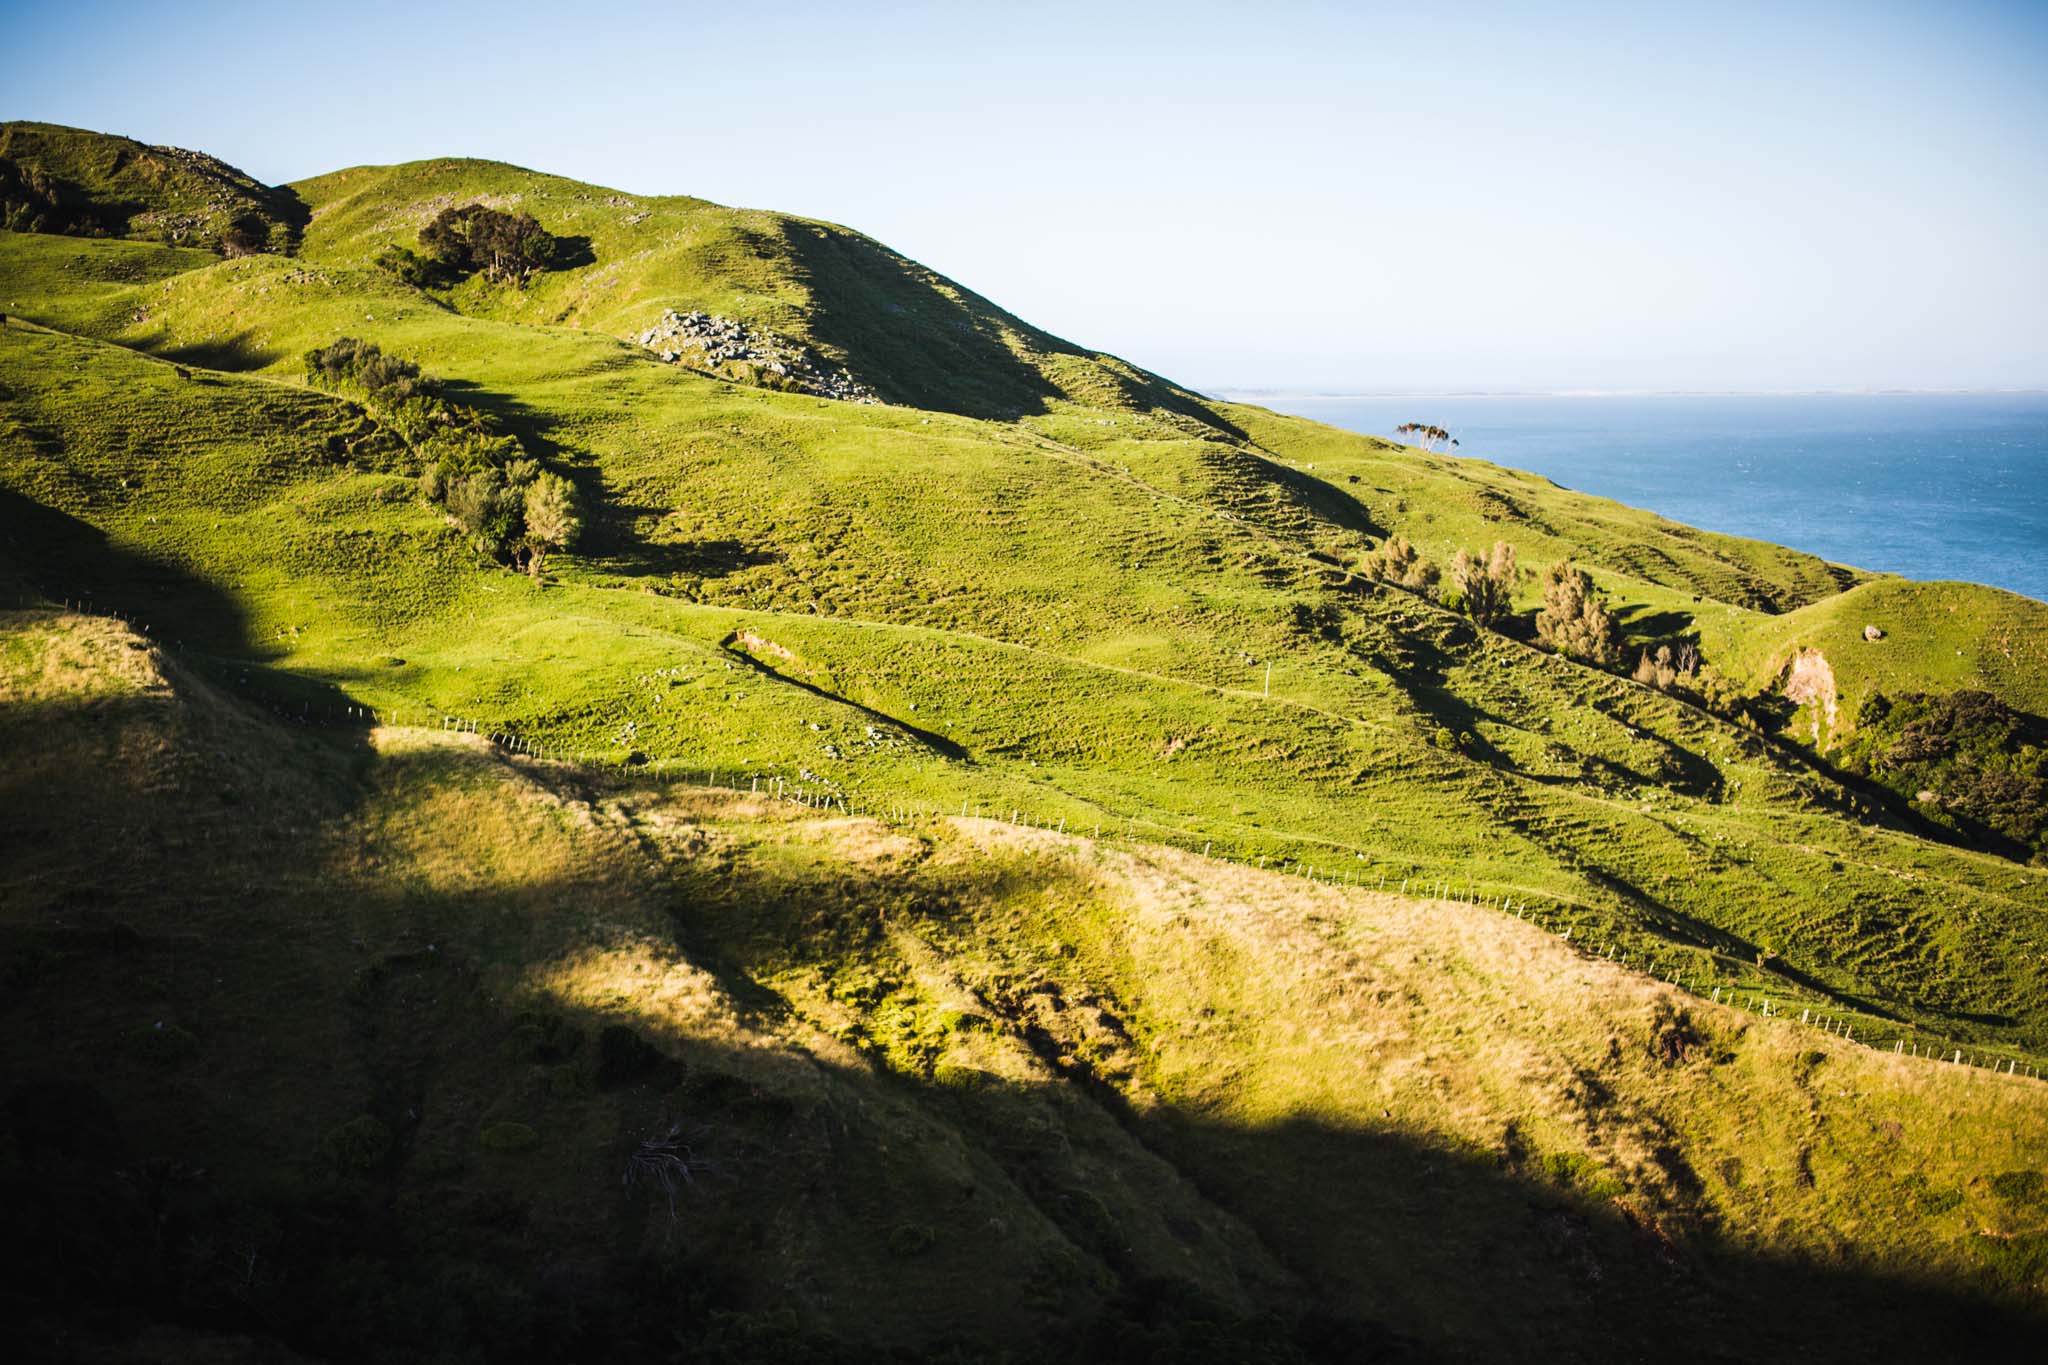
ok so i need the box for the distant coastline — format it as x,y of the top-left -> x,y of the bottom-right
1247,390 -> 2048,604
1213,386 -> 2048,401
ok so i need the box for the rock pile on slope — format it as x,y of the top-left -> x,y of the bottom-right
637,309 -> 875,403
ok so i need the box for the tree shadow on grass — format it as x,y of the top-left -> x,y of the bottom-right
581,495 -> 782,581
550,234 -> 596,271
434,377 -> 575,462
1612,601 -> 1698,641
133,327 -> 285,373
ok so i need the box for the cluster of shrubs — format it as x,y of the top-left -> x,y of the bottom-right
1356,534 -> 1765,721
375,202 -> 559,288
1837,688 -> 2047,863
1359,536 -> 1614,657
305,337 -> 580,575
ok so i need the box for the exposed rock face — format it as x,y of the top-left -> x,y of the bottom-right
637,309 -> 875,403
1783,647 -> 1838,746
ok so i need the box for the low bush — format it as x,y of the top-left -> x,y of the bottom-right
304,337 -> 583,573
478,1121 -> 539,1153
327,1115 -> 394,1175
129,1021 -> 198,1066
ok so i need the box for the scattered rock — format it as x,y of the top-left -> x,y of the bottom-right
636,309 -> 876,403
1864,624 -> 1885,641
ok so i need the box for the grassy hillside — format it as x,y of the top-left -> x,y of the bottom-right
1705,577 -> 2048,735
4,605 -> 2044,1362
0,120 -> 306,252
287,156 -> 1230,426
4,125 -> 2048,1359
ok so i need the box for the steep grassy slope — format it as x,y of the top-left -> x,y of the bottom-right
5,254 -> 2046,1069
0,120 -> 306,251
1704,577 -> 2048,733
5,125 -> 2048,1356
288,156 -> 1227,425
3,606 -> 2044,1362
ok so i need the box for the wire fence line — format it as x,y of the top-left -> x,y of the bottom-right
19,590 -> 2044,1086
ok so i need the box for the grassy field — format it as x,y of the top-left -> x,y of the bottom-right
3,606 -> 2044,1360
4,122 -> 2047,1359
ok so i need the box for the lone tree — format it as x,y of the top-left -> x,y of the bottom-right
1394,422 -> 1458,453
1535,560 -> 1623,666
419,203 -> 557,285
520,472 -> 581,577
1450,540 -> 1517,628
1360,534 -> 1439,592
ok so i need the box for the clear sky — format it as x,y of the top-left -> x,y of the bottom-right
5,0 -> 2045,393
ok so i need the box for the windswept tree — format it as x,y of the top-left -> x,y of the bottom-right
1535,560 -> 1622,666
520,473 -> 581,577
1360,534 -> 1439,592
1394,422 -> 1459,453
1451,541 -> 1517,628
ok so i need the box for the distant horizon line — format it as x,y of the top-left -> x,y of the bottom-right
1209,385 -> 2048,400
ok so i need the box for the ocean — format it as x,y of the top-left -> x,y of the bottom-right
1251,393 -> 2048,604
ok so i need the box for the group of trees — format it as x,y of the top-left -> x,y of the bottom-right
1360,535 -> 1525,634
376,203 -> 559,288
305,337 -> 581,576
1633,642 -> 1700,691
1359,534 -> 1439,592
1838,689 -> 2047,863
1394,422 -> 1458,452
1358,532 -> 1745,706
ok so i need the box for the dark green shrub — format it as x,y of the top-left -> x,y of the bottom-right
327,1115 -> 393,1175
932,1062 -> 990,1090
886,1221 -> 938,1257
1835,689 -> 2048,862
1990,1170 -> 2046,1208
1901,1172 -> 1963,1215
505,1011 -> 582,1064
129,1021 -> 198,1066
478,1122 -> 539,1153
372,243 -> 448,289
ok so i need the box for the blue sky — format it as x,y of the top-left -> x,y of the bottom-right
5,0 -> 2045,392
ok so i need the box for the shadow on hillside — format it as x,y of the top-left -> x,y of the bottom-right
5,723 -> 2043,1362
584,495 -> 782,581
782,221 -> 1248,441
0,488 -> 250,653
550,234 -> 596,271
135,327 -> 285,373
436,378 -> 575,461
1612,601 -> 1697,642
718,637 -> 968,762
1254,453 -> 1388,539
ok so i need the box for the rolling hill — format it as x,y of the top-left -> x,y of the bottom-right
3,122 -> 2045,1361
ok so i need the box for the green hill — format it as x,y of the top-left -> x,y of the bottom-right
0,120 -> 307,253
3,124 -> 2046,1360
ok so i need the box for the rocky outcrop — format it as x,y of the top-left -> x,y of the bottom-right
637,309 -> 875,403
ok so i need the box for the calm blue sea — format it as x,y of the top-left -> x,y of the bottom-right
1254,393 -> 2048,604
